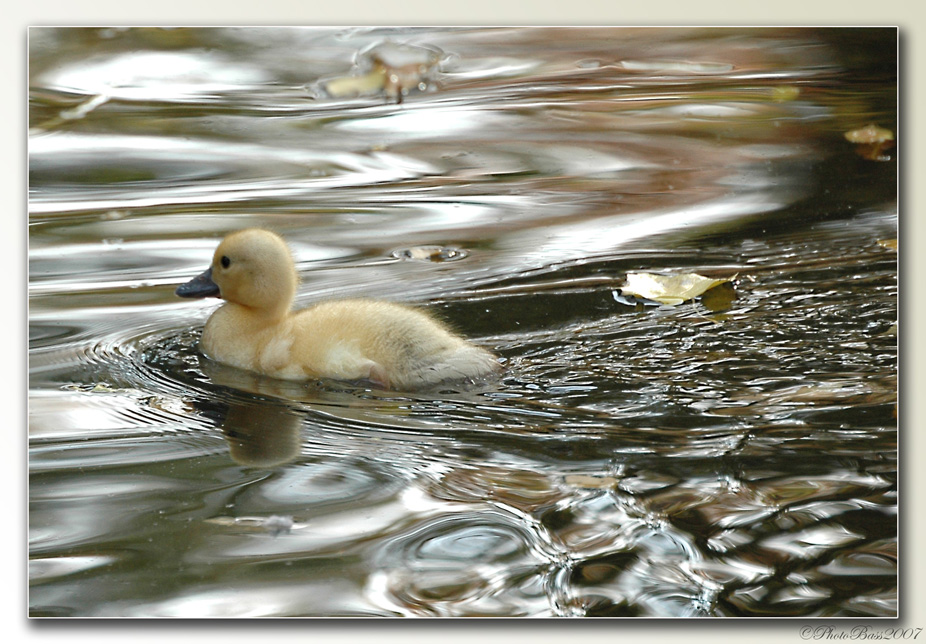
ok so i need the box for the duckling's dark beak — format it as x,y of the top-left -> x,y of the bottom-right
176,267 -> 221,298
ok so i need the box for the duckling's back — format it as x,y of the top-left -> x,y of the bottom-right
293,299 -> 500,389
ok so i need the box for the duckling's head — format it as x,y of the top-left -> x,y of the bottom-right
176,228 -> 298,317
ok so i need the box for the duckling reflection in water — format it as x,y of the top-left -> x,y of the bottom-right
176,228 -> 501,390
220,397 -> 303,468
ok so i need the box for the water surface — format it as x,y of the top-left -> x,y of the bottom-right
28,27 -> 897,617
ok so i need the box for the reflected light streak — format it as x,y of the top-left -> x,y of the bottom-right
37,50 -> 271,100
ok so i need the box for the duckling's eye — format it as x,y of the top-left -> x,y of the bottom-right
220,255 -> 230,269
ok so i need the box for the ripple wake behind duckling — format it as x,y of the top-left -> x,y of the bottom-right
176,228 -> 501,390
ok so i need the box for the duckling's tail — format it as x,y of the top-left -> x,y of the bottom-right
396,344 -> 502,390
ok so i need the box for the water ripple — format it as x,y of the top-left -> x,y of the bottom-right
28,27 -> 896,617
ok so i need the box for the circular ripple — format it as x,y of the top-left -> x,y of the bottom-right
369,509 -> 553,616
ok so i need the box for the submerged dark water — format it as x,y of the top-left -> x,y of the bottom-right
28,27 -> 897,617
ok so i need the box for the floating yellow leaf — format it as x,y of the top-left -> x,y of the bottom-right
844,124 -> 895,161
322,70 -> 389,98
844,124 -> 894,144
320,41 -> 442,103
621,272 -> 733,306
877,238 -> 898,251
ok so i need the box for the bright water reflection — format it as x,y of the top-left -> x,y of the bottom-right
29,27 -> 897,617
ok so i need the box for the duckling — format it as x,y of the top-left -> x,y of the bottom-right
176,228 -> 501,390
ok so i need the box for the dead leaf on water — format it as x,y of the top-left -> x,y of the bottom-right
618,272 -> 735,307
322,70 -> 389,99
845,124 -> 894,144
844,124 -> 895,161
877,238 -> 897,251
319,41 -> 442,103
